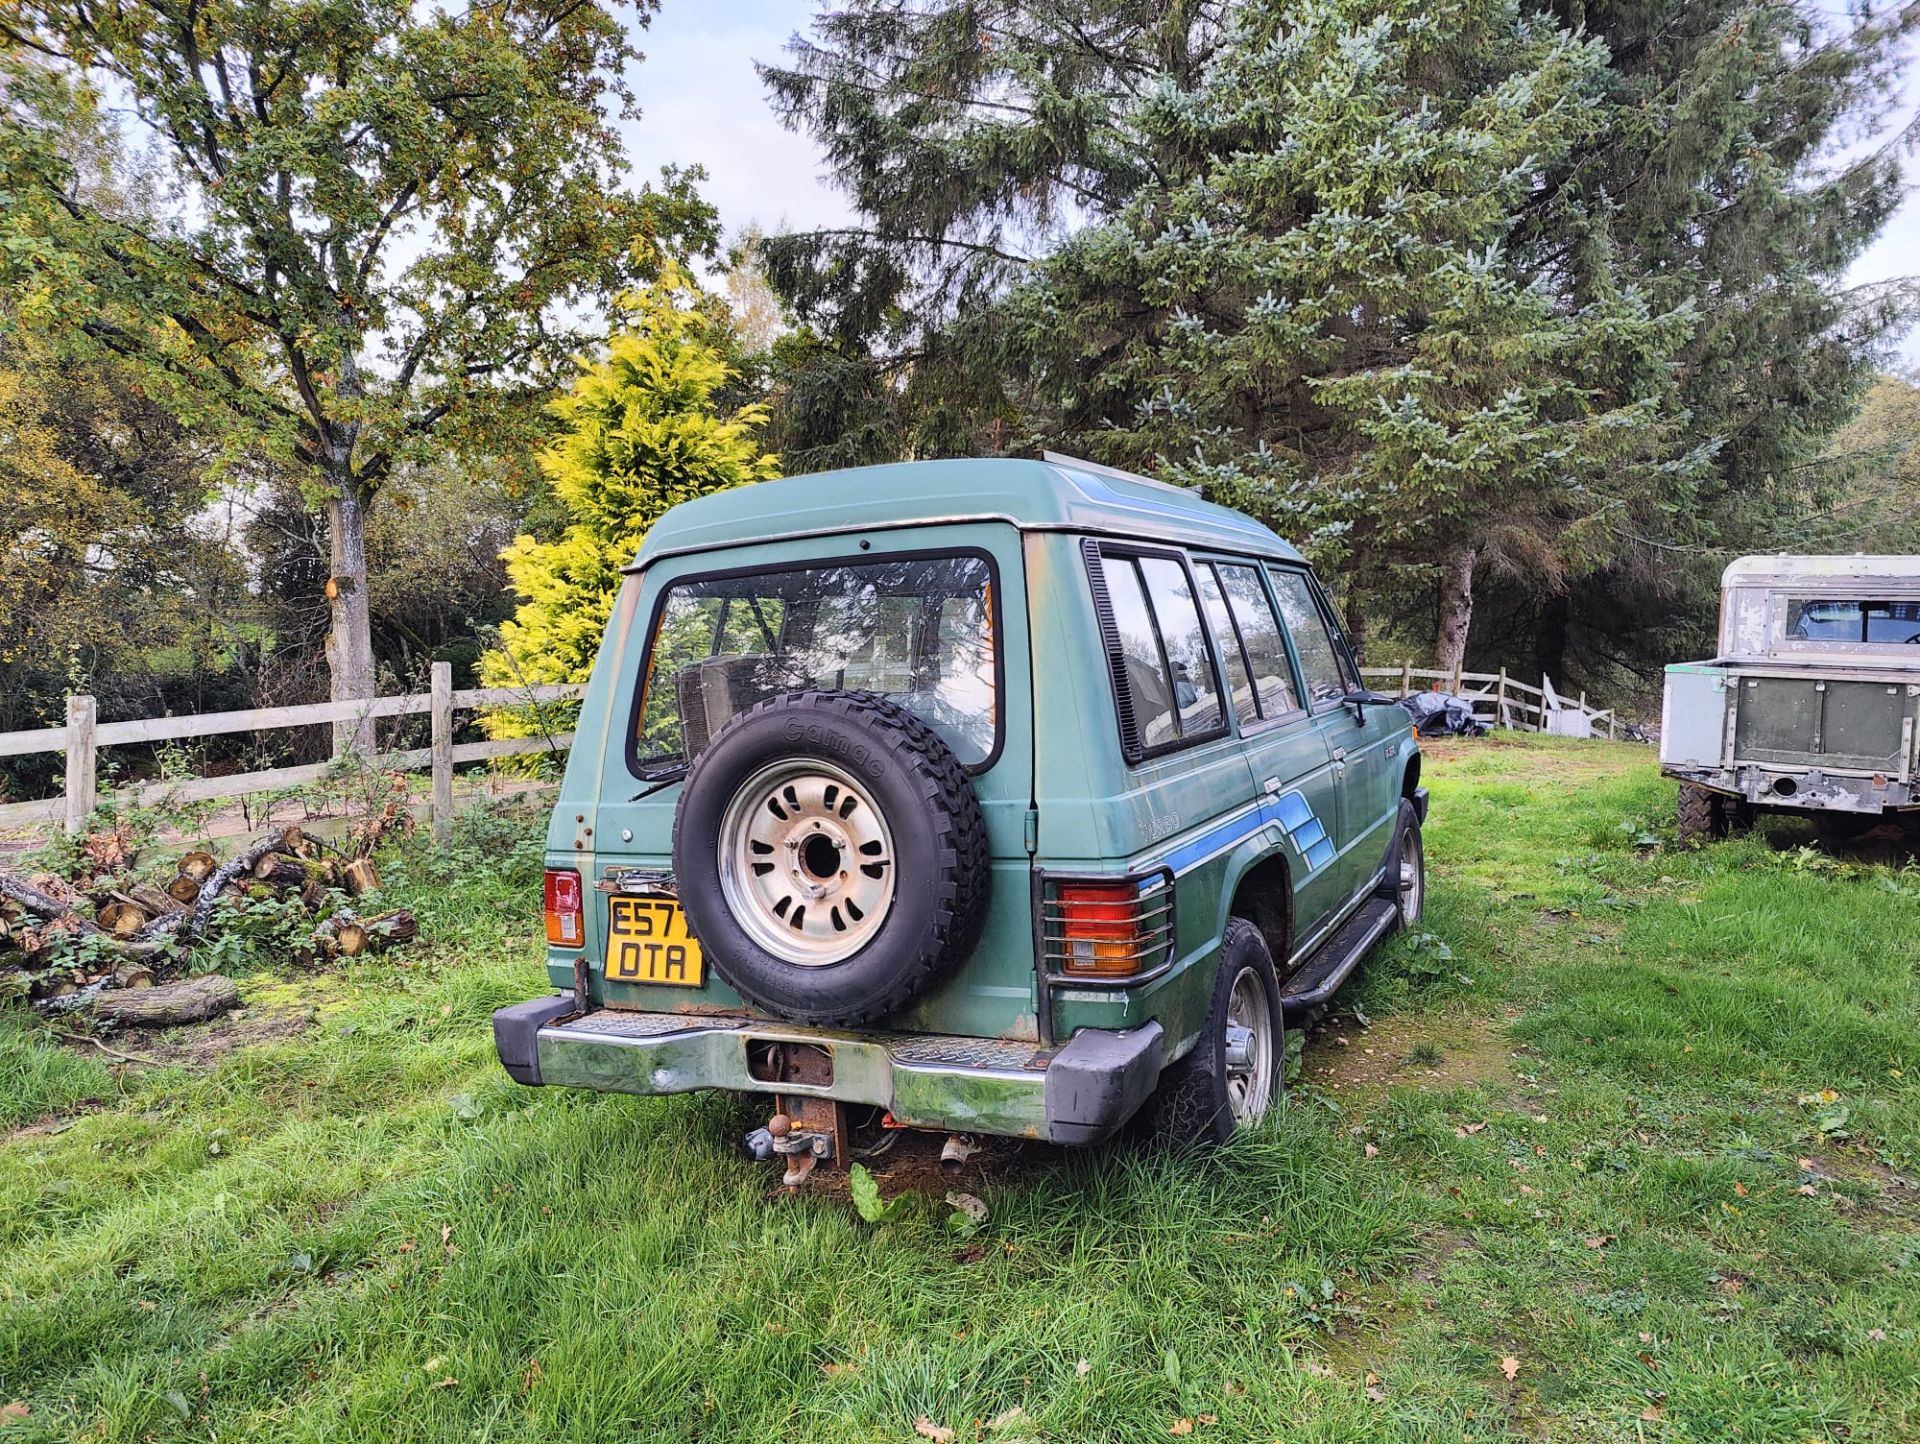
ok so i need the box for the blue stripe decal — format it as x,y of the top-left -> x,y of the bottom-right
1156,790 -> 1335,875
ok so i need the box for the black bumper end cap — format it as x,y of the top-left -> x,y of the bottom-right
1044,1020 -> 1165,1146
1414,785 -> 1430,824
493,994 -> 576,1086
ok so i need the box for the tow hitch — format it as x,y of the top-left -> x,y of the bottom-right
752,1096 -> 851,1187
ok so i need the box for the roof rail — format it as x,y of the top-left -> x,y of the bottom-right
1040,449 -> 1199,493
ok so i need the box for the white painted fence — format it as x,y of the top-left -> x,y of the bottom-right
1361,665 -> 1617,738
0,662 -> 584,839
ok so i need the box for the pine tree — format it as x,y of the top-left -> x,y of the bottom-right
762,0 -> 1915,675
479,280 -> 779,732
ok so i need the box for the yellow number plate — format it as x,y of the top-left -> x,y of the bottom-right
604,894 -> 705,987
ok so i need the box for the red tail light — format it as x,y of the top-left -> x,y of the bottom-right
1043,875 -> 1174,978
544,868 -> 584,947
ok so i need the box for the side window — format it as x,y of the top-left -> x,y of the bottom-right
1088,546 -> 1227,758
1215,564 -> 1302,719
1196,565 -> 1259,725
1269,567 -> 1349,708
1137,556 -> 1224,736
1100,558 -> 1181,749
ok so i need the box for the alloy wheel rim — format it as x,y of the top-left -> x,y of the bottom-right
1397,824 -> 1423,924
1222,965 -> 1275,1123
717,759 -> 896,965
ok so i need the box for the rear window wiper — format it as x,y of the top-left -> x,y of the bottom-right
629,762 -> 688,802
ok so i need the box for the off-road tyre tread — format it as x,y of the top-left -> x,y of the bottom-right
1677,783 -> 1726,845
1148,918 -> 1282,1150
673,689 -> 989,1027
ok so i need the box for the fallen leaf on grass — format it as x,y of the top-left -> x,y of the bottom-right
1868,1328 -> 1888,1342
1732,1181 -> 1749,1198
987,1406 -> 1026,1431
1,1401 -> 29,1423
1797,1157 -> 1816,1171
1499,1356 -> 1521,1382
1797,1183 -> 1819,1196
1640,1405 -> 1664,1421
914,1416 -> 956,1444
1075,1359 -> 1091,1378
1455,1122 -> 1488,1137
822,1362 -> 858,1379
1168,1419 -> 1193,1436
1584,1235 -> 1615,1250
1364,1142 -> 1379,1158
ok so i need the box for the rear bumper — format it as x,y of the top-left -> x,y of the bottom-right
1664,764 -> 1919,815
493,996 -> 1164,1146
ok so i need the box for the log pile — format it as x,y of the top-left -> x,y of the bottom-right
1,824 -> 418,1020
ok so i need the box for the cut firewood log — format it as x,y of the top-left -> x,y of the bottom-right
165,874 -> 203,906
125,882 -> 183,917
91,973 -> 238,1027
96,897 -> 150,937
251,854 -> 311,887
177,851 -> 217,881
300,879 -> 331,912
341,859 -> 380,897
112,964 -> 155,990
190,831 -> 299,936
333,908 -> 418,958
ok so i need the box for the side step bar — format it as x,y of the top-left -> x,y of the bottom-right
1279,897 -> 1399,1019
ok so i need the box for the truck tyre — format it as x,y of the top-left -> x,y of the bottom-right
1375,798 -> 1425,931
673,690 -> 989,1027
1677,783 -> 1744,844
1147,918 -> 1283,1148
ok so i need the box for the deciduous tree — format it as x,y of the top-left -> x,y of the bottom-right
1,3 -> 716,747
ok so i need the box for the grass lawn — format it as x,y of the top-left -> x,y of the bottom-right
2,737 -> 1915,1442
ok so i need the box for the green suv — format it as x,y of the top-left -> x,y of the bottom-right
494,456 -> 1426,1167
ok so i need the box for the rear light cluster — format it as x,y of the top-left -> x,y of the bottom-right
1039,871 -> 1175,980
544,868 -> 584,947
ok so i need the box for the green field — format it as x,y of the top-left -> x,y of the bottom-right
3,738 -> 1916,1442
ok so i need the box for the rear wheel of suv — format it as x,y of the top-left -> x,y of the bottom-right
1148,918 -> 1283,1148
673,690 -> 990,1027
1678,783 -> 1749,844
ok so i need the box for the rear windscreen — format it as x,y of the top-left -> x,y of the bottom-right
633,554 -> 998,772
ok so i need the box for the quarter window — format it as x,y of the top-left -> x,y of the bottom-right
1088,547 -> 1227,756
1197,566 -> 1259,725
1216,564 -> 1302,720
1270,568 -> 1350,708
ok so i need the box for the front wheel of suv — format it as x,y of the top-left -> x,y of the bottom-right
1148,918 -> 1284,1148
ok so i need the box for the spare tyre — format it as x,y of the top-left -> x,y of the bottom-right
672,690 -> 990,1026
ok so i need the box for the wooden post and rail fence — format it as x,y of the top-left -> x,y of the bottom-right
0,664 -> 585,840
1359,665 -> 1618,739
2,662 -> 1617,841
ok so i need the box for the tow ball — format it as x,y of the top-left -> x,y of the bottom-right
749,1096 -> 852,1187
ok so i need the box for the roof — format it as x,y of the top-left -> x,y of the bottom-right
630,457 -> 1304,569
1724,554 -> 1920,589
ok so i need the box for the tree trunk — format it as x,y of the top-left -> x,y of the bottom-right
325,478 -> 377,757
1536,591 -> 1570,683
1434,545 -> 1478,675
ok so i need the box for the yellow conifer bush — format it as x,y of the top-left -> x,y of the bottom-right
479,278 -> 779,742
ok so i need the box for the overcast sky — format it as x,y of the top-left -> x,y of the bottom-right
622,0 -> 1920,369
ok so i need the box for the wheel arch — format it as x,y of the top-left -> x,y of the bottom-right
1223,843 -> 1294,974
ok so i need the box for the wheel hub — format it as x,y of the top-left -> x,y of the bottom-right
1223,966 -> 1275,1122
719,760 -> 896,965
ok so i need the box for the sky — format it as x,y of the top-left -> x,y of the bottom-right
622,1 -> 1920,370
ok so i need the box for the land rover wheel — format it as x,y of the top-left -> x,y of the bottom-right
1147,918 -> 1283,1148
1677,783 -> 1738,845
673,690 -> 989,1027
